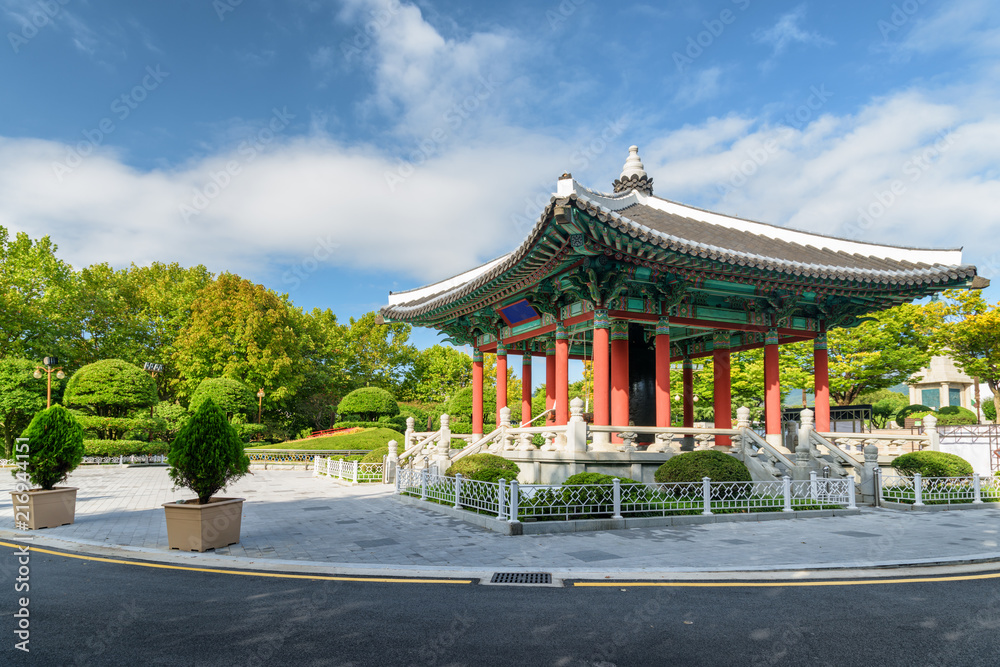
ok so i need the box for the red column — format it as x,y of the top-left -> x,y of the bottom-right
655,317 -> 671,427
555,323 -> 569,425
472,349 -> 484,436
495,343 -> 507,424
814,333 -> 830,432
593,310 -> 610,426
713,332 -> 732,447
521,351 -> 532,426
610,320 -> 630,432
764,329 -> 781,441
545,339 -> 556,425
683,358 -> 694,428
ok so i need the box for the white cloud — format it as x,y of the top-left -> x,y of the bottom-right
672,67 -> 723,108
889,0 -> 1000,58
752,5 -> 833,68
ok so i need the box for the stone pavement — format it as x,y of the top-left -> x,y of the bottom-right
3,467 -> 1000,577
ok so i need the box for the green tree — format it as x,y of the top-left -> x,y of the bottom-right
859,389 -> 909,428
0,358 -> 48,457
64,359 -> 158,417
167,398 -> 250,504
340,312 -> 417,393
938,290 -> 1000,423
337,387 -> 399,422
16,404 -> 85,490
189,378 -> 255,419
171,273 -> 306,404
0,227 -> 79,360
404,345 -> 471,404
824,304 -> 941,405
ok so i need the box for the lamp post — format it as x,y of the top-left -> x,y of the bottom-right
257,388 -> 265,424
33,357 -> 66,409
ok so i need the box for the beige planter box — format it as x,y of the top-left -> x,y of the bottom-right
10,487 -> 78,530
163,497 -> 245,552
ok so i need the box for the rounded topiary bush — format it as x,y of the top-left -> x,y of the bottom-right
167,397 -> 251,504
892,451 -> 973,478
445,453 -> 519,483
64,359 -> 158,418
934,406 -> 978,426
16,405 -> 85,490
984,399 -> 997,423
562,472 -> 644,505
655,450 -> 751,499
189,378 -> 255,419
361,445 -> 392,463
337,387 -> 399,422
896,404 -> 933,424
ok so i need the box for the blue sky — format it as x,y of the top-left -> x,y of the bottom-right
2,0 -> 999,365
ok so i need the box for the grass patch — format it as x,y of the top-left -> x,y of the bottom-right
247,427 -> 404,451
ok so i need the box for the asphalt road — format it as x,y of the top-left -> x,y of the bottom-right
3,544 -> 1000,666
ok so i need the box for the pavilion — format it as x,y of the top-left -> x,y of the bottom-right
381,147 -> 984,449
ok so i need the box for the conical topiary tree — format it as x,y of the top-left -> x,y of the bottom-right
167,397 -> 250,504
16,405 -> 85,490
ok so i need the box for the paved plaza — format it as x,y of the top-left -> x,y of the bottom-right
3,467 -> 1000,577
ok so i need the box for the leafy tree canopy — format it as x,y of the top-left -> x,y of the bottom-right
64,359 -> 158,417
0,358 -> 48,457
937,289 -> 1000,426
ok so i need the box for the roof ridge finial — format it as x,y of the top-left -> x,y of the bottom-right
613,145 -> 653,195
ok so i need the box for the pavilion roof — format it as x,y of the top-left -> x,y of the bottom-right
382,171 -> 982,325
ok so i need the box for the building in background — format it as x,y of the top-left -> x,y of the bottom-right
907,355 -> 976,410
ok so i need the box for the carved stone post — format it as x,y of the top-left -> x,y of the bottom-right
499,406 -> 514,450
734,406 -> 751,455
566,397 -> 588,452
387,439 -> 399,484
924,414 -> 940,451
860,443 -> 879,504
434,414 -> 452,469
798,408 -> 815,457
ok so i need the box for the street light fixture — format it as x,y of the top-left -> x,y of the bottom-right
34,357 -> 65,408
257,388 -> 265,424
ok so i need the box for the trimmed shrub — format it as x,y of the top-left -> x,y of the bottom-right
984,399 -> 997,423
896,404 -> 933,424
337,387 -> 399,422
893,451 -> 973,478
167,398 -> 251,504
83,440 -> 170,456
189,378 -> 255,418
64,359 -> 158,418
445,453 -> 520,483
561,472 -> 644,505
75,414 -> 163,441
655,451 -> 751,499
934,406 -> 978,426
361,446 -> 390,463
153,402 -> 190,441
16,405 -> 85,490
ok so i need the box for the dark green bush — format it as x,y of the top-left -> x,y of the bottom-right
361,446 -> 389,463
893,451 -> 973,478
655,451 -> 751,499
934,406 -> 978,426
445,453 -> 520,483
189,378 -> 255,418
896,404 -> 933,424
75,414 -> 164,441
167,398 -> 251,504
562,472 -> 644,505
64,359 -> 158,418
16,405 -> 85,490
984,400 -> 997,423
337,387 -> 399,422
83,440 -> 170,456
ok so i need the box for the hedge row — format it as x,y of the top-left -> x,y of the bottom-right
83,440 -> 170,456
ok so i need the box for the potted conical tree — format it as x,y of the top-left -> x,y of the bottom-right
163,397 -> 251,552
10,405 -> 85,529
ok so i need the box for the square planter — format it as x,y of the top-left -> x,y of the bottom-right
163,497 -> 245,552
10,487 -> 78,530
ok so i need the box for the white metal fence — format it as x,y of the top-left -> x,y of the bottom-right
396,469 -> 855,523
313,456 -> 385,483
879,472 -> 1000,506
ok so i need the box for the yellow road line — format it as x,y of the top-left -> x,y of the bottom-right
574,571 -> 1000,587
0,540 -> 470,584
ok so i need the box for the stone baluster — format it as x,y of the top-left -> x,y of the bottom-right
387,439 -> 398,483
859,443 -> 879,504
567,397 -> 588,452
733,406 -> 751,455
924,414 -> 939,451
499,407 -> 514,450
798,408 -> 815,456
433,414 -> 452,469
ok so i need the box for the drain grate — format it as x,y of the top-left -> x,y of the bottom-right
490,572 -> 552,585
